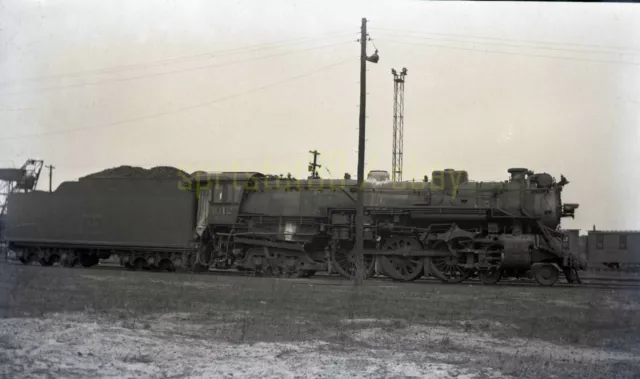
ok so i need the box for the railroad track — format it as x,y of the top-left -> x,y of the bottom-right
5,259 -> 640,290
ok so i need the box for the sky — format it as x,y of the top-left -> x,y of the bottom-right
0,0 -> 639,231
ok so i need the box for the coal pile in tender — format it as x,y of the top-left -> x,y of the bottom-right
81,165 -> 189,179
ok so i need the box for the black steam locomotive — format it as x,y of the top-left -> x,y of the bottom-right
5,167 -> 580,286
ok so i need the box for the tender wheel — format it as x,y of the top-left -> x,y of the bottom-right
425,241 -> 471,284
19,253 -> 34,265
478,268 -> 502,285
331,241 -> 376,280
40,257 -> 53,266
60,253 -> 77,268
158,259 -> 175,272
40,254 -> 60,267
533,264 -> 559,286
81,255 -> 100,268
379,237 -> 424,281
133,258 -> 147,271
49,254 -> 61,266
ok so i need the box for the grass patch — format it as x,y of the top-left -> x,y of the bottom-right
2,263 -> 640,378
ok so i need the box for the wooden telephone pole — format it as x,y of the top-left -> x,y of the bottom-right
308,150 -> 321,179
45,165 -> 55,193
355,18 -> 379,284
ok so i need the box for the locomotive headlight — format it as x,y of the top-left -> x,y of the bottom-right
561,203 -> 579,218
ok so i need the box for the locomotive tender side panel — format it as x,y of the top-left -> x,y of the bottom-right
5,178 -> 196,249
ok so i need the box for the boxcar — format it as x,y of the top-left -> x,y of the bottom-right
586,229 -> 640,269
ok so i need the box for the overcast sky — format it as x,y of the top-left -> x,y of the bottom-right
1,0 -> 639,231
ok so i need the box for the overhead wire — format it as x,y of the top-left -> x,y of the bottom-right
0,29 -> 357,86
371,27 -> 640,54
0,56 -> 357,141
374,31 -> 640,57
0,108 -> 34,112
375,38 -> 640,66
0,39 -> 355,97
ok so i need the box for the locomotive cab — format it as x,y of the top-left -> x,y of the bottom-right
190,171 -> 265,228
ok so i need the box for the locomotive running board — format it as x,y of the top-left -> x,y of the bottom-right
409,207 -> 488,220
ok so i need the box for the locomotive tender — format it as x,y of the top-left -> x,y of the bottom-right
5,167 -> 580,286
5,177 -> 196,270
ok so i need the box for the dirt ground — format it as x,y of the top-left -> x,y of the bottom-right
1,263 -> 639,379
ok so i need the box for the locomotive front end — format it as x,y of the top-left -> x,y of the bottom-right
520,169 -> 578,230
500,168 -> 584,284
534,171 -> 583,274
554,173 -> 579,220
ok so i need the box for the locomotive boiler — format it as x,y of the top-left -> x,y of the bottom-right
190,167 -> 580,286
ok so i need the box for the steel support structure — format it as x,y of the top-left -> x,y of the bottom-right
391,67 -> 407,182
0,159 -> 44,216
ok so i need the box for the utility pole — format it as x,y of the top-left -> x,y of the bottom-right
308,150 -> 321,179
392,67 -> 407,182
355,18 -> 379,284
45,165 -> 55,192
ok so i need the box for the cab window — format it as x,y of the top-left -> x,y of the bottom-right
232,186 -> 244,203
212,184 -> 224,203
225,183 -> 243,203
212,182 -> 244,203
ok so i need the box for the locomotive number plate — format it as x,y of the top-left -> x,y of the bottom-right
211,206 -> 232,215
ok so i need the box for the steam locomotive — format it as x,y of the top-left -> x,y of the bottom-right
5,167 -> 580,286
